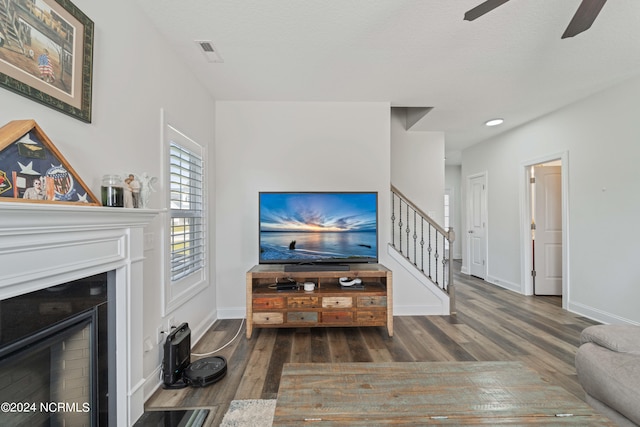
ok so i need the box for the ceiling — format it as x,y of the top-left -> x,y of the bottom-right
133,0 -> 640,164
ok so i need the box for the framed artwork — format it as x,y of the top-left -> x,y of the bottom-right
0,0 -> 94,122
0,119 -> 100,205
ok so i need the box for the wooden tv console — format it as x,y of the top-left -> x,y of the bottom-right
246,264 -> 393,339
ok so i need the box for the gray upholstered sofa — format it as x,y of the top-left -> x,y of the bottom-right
575,324 -> 640,426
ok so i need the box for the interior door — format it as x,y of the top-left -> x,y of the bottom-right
533,165 -> 562,295
468,174 -> 487,279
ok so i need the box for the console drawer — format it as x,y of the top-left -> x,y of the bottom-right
253,312 -> 284,325
287,312 -> 318,323
358,296 -> 387,308
322,297 -> 353,309
357,310 -> 386,323
288,296 -> 319,308
322,311 -> 353,324
253,297 -> 285,310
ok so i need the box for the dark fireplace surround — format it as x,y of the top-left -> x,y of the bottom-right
0,203 -> 157,426
0,273 -> 112,426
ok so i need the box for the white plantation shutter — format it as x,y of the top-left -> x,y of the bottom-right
170,141 -> 204,281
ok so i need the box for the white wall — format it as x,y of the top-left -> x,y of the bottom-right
388,109 -> 450,313
216,101 -> 442,318
391,108 -> 445,224
0,0 -> 216,401
215,102 -> 388,315
214,102 -> 447,317
461,74 -> 640,325
445,165 -> 462,259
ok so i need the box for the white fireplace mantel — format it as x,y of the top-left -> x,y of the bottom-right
0,202 -> 160,426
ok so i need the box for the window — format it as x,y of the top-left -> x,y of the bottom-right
163,119 -> 207,313
170,140 -> 204,281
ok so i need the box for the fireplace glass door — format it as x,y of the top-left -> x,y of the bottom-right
0,273 -> 110,427
0,317 -> 93,426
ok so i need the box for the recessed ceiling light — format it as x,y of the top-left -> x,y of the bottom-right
485,118 -> 504,127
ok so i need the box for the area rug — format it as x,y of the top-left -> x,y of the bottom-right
220,399 -> 276,427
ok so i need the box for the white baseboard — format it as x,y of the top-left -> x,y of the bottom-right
486,275 -> 521,293
394,305 -> 449,316
567,301 -> 640,326
143,367 -> 163,402
480,277 -> 640,326
217,307 -> 246,319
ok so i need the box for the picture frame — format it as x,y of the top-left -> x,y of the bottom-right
0,0 -> 94,123
0,119 -> 101,205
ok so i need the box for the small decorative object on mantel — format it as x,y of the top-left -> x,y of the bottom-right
101,174 -> 124,207
137,172 -> 158,209
0,119 -> 100,205
125,173 -> 141,208
107,172 -> 157,208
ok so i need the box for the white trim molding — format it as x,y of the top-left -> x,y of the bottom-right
387,244 -> 450,315
519,151 -> 570,309
0,202 -> 159,426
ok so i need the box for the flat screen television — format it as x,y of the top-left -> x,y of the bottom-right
259,192 -> 378,267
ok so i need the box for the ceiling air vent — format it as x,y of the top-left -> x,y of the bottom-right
195,40 -> 223,63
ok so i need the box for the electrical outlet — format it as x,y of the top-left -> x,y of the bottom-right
156,326 -> 165,345
144,337 -> 154,353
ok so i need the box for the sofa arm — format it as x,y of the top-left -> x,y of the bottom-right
576,342 -> 640,426
580,325 -> 640,354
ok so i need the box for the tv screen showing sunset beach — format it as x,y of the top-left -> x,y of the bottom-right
259,192 -> 378,264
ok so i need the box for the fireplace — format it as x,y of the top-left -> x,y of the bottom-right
0,273 -> 112,426
0,202 -> 158,426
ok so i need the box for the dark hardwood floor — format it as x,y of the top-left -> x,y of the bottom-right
145,262 -> 599,426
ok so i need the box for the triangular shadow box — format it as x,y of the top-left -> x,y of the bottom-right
0,120 -> 100,205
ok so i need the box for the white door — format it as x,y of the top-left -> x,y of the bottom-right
468,174 -> 487,279
533,165 -> 562,295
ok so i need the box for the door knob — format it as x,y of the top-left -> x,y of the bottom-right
468,230 -> 474,234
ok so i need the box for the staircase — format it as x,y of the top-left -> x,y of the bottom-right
390,184 -> 456,315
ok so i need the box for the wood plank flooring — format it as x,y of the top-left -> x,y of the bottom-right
144,262 -> 599,426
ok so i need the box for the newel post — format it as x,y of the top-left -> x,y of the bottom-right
448,227 -> 456,316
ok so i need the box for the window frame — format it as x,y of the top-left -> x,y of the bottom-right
162,119 -> 207,314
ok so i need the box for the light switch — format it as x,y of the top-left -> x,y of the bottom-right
144,233 -> 155,251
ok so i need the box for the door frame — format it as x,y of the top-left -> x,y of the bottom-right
519,151 -> 570,308
465,171 -> 488,279
444,187 -> 455,259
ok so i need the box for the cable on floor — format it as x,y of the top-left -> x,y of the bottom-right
191,318 -> 245,357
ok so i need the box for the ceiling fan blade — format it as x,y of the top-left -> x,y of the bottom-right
562,0 -> 607,38
464,0 -> 511,21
